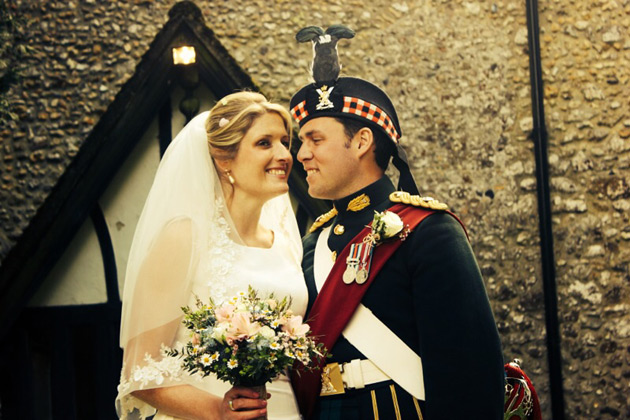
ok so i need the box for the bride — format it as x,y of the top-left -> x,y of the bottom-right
116,92 -> 306,420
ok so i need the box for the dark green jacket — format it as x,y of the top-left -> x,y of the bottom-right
302,176 -> 505,419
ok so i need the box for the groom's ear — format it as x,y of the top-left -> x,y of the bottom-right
354,127 -> 374,158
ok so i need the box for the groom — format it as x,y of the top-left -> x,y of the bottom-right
289,27 -> 505,420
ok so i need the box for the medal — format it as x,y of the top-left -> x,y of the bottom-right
355,268 -> 368,284
343,265 -> 357,284
356,241 -> 374,285
343,244 -> 361,284
344,242 -> 374,285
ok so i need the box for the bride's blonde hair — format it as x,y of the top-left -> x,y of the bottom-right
206,91 -> 292,161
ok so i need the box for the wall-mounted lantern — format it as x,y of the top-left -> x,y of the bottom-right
172,45 -> 199,122
172,46 -> 196,65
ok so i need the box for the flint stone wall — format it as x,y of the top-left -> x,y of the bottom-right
538,0 -> 630,418
1,1 -> 628,418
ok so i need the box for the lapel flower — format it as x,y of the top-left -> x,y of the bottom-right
369,210 -> 405,244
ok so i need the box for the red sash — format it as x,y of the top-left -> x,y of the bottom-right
292,204 -> 447,419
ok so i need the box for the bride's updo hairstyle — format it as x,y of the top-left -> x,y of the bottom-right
205,91 -> 292,162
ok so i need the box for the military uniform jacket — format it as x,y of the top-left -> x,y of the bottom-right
302,176 -> 505,419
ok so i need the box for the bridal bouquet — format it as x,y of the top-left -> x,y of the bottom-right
168,286 -> 327,388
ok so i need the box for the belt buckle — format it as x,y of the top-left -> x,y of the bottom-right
320,362 -> 346,396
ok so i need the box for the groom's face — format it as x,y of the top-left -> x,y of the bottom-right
297,117 -> 361,200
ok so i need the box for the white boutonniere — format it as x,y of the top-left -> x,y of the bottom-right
344,210 -> 410,285
366,210 -> 409,245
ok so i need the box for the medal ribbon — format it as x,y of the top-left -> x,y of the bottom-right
343,243 -> 361,284
360,241 -> 373,273
292,204 -> 469,419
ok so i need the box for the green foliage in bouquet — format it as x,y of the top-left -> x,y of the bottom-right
168,286 -> 327,387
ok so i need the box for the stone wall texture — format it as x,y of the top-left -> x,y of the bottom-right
539,0 -> 630,418
0,1 -> 628,418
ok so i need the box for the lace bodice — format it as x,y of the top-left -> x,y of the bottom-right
116,200 -> 307,419
202,199 -> 307,312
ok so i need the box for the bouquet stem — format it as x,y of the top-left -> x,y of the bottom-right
249,384 -> 267,420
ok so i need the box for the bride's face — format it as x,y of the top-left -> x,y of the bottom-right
229,112 -> 292,201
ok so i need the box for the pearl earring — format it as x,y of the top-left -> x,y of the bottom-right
225,169 -> 235,185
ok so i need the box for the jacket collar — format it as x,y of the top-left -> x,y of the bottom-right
333,176 -> 394,221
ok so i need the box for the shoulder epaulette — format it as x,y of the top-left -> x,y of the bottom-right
308,207 -> 338,233
389,191 -> 449,211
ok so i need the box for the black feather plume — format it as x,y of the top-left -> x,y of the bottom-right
296,24 -> 355,85
325,24 -> 355,39
296,26 -> 324,43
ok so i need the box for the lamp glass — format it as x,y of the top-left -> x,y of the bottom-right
172,46 -> 196,65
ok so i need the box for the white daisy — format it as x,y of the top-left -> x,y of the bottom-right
200,354 -> 212,366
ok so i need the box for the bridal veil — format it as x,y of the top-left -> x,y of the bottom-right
116,110 -> 302,418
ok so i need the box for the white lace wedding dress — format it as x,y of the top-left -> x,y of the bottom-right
117,211 -> 307,419
115,111 -> 306,420
156,230 -> 307,420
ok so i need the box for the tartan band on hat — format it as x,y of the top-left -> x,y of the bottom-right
342,96 -> 400,144
291,100 -> 309,124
